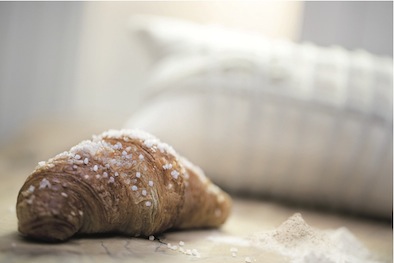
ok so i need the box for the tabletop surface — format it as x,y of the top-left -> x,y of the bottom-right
0,119 -> 391,263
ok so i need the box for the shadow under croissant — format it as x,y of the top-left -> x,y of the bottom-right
0,228 -> 223,261
0,231 -> 83,256
18,225 -> 223,243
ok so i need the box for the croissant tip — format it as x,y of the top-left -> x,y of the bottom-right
18,219 -> 77,242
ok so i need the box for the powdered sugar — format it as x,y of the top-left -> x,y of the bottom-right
163,163 -> 172,170
95,129 -> 177,156
171,170 -> 180,179
39,178 -> 51,189
250,213 -> 380,263
180,156 -> 207,183
70,140 -> 111,157
209,213 -> 381,263
30,129 -> 190,219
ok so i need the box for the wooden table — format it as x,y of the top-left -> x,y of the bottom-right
0,119 -> 391,263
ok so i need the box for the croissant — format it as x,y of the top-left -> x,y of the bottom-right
16,129 -> 231,242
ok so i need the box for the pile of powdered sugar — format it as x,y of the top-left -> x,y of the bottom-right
249,213 -> 381,263
208,213 -> 383,263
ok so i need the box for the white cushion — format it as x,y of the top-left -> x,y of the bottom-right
126,16 -> 393,219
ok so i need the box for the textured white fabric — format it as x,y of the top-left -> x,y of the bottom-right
126,16 -> 393,219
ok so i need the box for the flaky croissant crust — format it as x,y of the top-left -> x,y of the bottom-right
16,129 -> 231,241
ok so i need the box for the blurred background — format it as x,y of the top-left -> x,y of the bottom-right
0,1 -> 392,220
0,1 -> 392,144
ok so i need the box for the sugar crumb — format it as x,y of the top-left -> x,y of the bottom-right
171,170 -> 179,179
28,185 -> 35,193
245,256 -> 252,263
163,163 -> 172,170
39,178 -> 51,189
191,249 -> 200,257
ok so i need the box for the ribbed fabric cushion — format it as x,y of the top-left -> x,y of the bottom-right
126,16 -> 393,219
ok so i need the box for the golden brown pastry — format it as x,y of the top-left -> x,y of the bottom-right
16,129 -> 231,242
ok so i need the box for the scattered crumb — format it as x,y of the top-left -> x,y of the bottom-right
230,247 -> 238,257
164,240 -> 201,258
167,243 -> 178,250
245,256 -> 252,263
191,249 -> 200,257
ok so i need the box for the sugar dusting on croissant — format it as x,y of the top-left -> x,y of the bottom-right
16,129 -> 231,242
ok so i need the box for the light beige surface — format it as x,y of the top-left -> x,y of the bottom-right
0,119 -> 392,262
